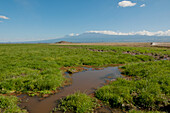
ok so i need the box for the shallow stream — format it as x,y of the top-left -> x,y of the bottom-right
19,67 -> 122,113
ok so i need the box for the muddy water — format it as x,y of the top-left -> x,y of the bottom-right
20,67 -> 122,113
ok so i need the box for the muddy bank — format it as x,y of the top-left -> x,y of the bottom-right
88,49 -> 170,60
19,67 -> 122,113
122,51 -> 170,60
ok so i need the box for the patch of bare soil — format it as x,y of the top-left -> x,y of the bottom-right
122,51 -> 170,60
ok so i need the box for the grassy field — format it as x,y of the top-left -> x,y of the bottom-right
0,44 -> 169,112
95,60 -> 169,112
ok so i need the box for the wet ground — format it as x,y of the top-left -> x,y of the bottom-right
19,67 -> 123,113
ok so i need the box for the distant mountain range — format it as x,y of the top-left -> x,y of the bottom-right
1,33 -> 170,43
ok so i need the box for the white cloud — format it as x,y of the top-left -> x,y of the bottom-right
69,33 -> 75,36
118,1 -> 136,7
0,15 -> 9,19
87,30 -> 170,36
69,33 -> 79,36
140,4 -> 146,7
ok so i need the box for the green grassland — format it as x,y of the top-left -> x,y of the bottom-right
95,60 -> 170,112
0,44 -> 159,95
62,45 -> 170,56
0,44 -> 170,112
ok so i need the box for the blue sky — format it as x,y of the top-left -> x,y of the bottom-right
0,0 -> 170,42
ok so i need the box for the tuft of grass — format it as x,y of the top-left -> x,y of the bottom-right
0,95 -> 27,113
95,78 -> 134,109
57,92 -> 99,113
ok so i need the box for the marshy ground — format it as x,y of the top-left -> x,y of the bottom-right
0,43 -> 169,113
20,67 -> 122,113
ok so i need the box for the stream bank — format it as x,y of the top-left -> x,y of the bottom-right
19,66 -> 122,113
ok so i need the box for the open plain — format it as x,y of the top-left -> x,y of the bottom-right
0,43 -> 169,113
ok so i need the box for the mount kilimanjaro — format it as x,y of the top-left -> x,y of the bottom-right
1,33 -> 170,43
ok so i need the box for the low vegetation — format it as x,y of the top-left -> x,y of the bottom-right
0,95 -> 26,113
95,60 -> 170,112
76,45 -> 170,56
0,44 -> 169,112
56,92 -> 99,113
0,44 -> 160,95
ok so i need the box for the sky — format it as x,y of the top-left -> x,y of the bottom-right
0,0 -> 170,42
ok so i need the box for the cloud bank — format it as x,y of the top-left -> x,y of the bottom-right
118,1 -> 136,7
87,30 -> 170,36
0,15 -> 9,19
